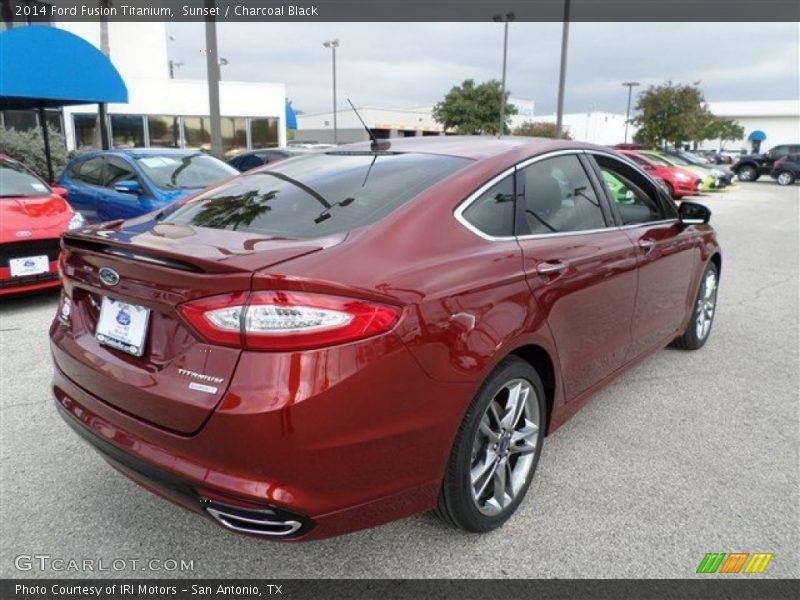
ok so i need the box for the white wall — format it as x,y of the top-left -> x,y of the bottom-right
529,112 -> 632,145
700,101 -> 800,151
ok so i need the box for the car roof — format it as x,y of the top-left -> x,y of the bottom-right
334,136 -> 604,160
69,148 -> 204,162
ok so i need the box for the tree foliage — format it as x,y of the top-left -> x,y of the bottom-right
512,121 -> 572,139
432,79 -> 517,135
632,81 -> 743,149
0,127 -> 70,181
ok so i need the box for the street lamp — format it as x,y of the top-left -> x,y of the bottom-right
493,12 -> 515,136
323,39 -> 340,144
622,81 -> 640,144
555,0 -> 571,138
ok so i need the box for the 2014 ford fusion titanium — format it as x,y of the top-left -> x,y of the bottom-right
50,137 -> 721,540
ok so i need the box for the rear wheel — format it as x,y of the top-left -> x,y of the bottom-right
776,171 -> 795,186
672,261 -> 719,351
736,165 -> 758,181
435,357 -> 546,532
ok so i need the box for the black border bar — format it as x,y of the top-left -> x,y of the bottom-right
2,579 -> 800,599
5,0 -> 800,22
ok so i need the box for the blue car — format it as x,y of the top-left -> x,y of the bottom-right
58,149 -> 238,222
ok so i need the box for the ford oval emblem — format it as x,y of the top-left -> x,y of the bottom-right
15,230 -> 32,238
98,267 -> 120,287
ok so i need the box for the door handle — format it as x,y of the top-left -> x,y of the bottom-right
537,260 -> 569,275
638,238 -> 656,254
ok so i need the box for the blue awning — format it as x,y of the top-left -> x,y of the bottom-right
285,101 -> 298,130
748,130 -> 767,142
0,26 -> 128,109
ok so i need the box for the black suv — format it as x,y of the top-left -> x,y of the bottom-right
771,153 -> 800,186
732,144 -> 800,182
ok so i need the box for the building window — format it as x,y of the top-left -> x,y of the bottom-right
147,115 -> 180,148
73,114 -> 98,149
110,115 -> 144,148
2,110 -> 38,131
221,117 -> 247,158
183,116 -> 211,151
250,118 -> 279,148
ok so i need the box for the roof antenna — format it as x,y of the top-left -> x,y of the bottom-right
347,99 -> 391,152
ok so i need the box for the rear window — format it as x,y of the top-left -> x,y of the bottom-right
0,160 -> 50,198
161,152 -> 470,239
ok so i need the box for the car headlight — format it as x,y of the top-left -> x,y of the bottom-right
67,212 -> 86,231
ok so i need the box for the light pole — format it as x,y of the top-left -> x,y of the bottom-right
622,81 -> 640,144
323,39 -> 340,144
493,12 -> 515,136
555,0 -> 571,138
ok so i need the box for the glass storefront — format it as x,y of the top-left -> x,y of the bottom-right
183,116 -> 211,151
147,115 -> 180,148
110,115 -> 145,148
251,117 -> 279,148
72,114 -> 98,149
221,117 -> 248,158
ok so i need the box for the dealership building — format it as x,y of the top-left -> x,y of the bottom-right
0,20 -> 288,156
703,100 -> 800,152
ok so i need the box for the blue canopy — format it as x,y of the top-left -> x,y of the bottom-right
0,26 -> 128,109
748,130 -> 767,142
285,101 -> 298,130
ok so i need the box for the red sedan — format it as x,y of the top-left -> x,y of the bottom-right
51,137 -> 721,540
618,149 -> 700,198
1,154 -> 84,295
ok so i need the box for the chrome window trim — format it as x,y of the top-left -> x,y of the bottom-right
454,149 -> 619,242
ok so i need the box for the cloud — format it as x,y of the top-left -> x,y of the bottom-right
165,21 -> 799,115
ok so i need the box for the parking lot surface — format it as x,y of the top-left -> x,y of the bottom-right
1,181 -> 797,579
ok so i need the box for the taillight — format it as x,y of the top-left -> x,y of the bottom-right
179,291 -> 400,351
774,160 -> 784,168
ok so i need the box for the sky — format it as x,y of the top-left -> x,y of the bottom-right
164,22 -> 800,116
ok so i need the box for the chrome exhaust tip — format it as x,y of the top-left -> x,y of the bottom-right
206,505 -> 303,537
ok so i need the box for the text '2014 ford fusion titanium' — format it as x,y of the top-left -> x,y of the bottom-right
50,136 -> 721,540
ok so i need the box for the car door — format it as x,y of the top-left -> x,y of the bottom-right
588,152 -> 700,360
515,152 -> 639,400
97,156 -> 149,221
62,157 -> 105,221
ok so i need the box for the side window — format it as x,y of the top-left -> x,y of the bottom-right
461,175 -> 515,237
520,155 -> 607,235
594,154 -> 677,225
104,157 -> 139,189
75,158 -> 104,186
769,145 -> 788,158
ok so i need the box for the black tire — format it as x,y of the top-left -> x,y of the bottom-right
435,356 -> 546,532
672,261 -> 719,351
776,171 -> 796,186
736,164 -> 759,182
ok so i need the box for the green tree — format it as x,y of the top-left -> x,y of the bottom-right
632,81 -> 711,149
700,116 -> 745,147
512,121 -> 572,139
432,79 -> 517,135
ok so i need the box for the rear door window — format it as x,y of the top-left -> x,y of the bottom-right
162,152 -> 470,238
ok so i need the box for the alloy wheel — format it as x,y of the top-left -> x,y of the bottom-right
777,172 -> 794,186
695,269 -> 718,341
469,378 -> 540,516
738,166 -> 756,181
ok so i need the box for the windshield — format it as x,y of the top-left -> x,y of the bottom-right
135,154 -> 238,190
0,161 -> 50,198
641,153 -> 675,167
674,151 -> 706,166
162,152 -> 471,239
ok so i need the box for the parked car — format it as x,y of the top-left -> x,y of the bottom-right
639,150 -> 717,192
228,147 -> 313,171
51,137 -> 721,540
770,153 -> 800,186
0,154 -> 84,295
617,149 -> 699,198
58,149 -> 238,222
662,149 -> 735,187
731,144 -> 800,182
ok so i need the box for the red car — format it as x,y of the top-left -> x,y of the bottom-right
50,137 -> 721,540
618,149 -> 700,198
1,154 -> 84,295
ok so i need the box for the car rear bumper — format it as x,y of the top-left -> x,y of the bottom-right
0,262 -> 60,295
51,334 -> 475,540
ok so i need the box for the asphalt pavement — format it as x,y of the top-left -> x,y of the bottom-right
1,180 -> 797,579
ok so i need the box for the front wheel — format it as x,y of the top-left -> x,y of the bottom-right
435,357 -> 546,532
776,171 -> 796,186
672,261 -> 719,350
736,165 -> 758,181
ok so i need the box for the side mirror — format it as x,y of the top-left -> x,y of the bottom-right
114,180 -> 141,195
51,186 -> 68,198
679,201 -> 711,225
